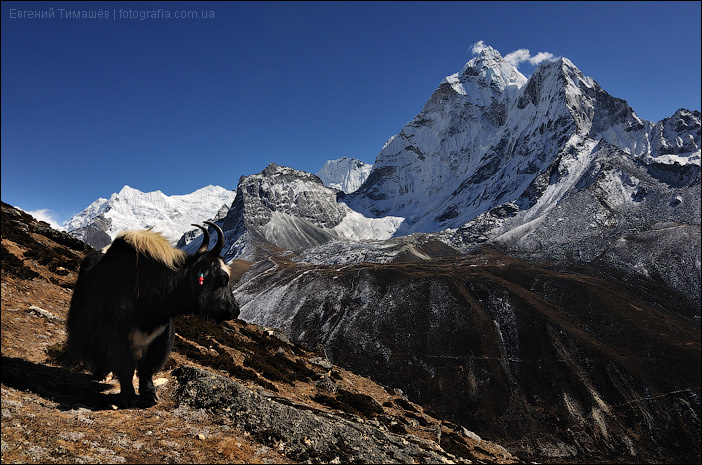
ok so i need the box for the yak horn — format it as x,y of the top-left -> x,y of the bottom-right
191,224 -> 210,255
204,221 -> 225,257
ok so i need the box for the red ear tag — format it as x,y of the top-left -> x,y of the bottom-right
198,272 -> 204,285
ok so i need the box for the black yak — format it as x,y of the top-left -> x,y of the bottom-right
66,221 -> 239,407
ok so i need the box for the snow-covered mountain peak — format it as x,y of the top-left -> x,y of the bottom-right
117,184 -> 139,195
553,57 -> 594,88
461,44 -> 506,74
522,56 -> 593,96
454,44 -> 528,96
347,44 -> 700,239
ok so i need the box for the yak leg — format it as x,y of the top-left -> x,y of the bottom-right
136,322 -> 175,405
114,352 -> 138,408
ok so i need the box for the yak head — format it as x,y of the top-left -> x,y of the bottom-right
187,221 -> 240,322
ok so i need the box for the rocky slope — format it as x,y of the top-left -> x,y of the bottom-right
446,137 -> 701,306
233,248 -> 700,463
1,201 -> 519,464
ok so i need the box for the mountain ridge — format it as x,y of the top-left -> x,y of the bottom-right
64,44 -> 700,306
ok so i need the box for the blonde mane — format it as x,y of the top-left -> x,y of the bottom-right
115,229 -> 186,270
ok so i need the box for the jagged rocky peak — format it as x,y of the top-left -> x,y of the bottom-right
522,57 -> 699,166
538,58 -> 644,140
512,55 -> 636,142
237,163 -> 346,229
209,163 -> 349,260
184,162 -> 404,262
649,108 -> 701,164
347,44 -> 565,232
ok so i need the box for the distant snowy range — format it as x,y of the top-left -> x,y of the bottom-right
61,45 -> 700,463
65,185 -> 238,250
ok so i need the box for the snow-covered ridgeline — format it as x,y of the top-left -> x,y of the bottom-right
66,184 -> 236,245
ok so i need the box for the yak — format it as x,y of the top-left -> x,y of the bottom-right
66,221 -> 239,408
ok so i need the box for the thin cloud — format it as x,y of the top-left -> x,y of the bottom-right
505,48 -> 557,67
529,51 -> 556,65
23,208 -> 66,231
504,49 -> 531,66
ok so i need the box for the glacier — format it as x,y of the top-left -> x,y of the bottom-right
316,157 -> 373,193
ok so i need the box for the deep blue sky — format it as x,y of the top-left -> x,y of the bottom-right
2,1 -> 700,227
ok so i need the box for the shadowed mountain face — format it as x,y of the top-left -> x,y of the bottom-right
234,249 -> 701,463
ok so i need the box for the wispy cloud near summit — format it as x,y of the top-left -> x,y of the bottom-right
505,49 -> 556,66
470,40 -> 490,55
470,41 -> 557,68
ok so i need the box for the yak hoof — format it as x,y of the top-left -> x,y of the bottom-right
117,394 -> 138,409
140,389 -> 159,406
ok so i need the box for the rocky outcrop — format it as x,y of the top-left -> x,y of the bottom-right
211,164 -> 344,260
205,163 -> 404,262
173,365 -> 518,464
